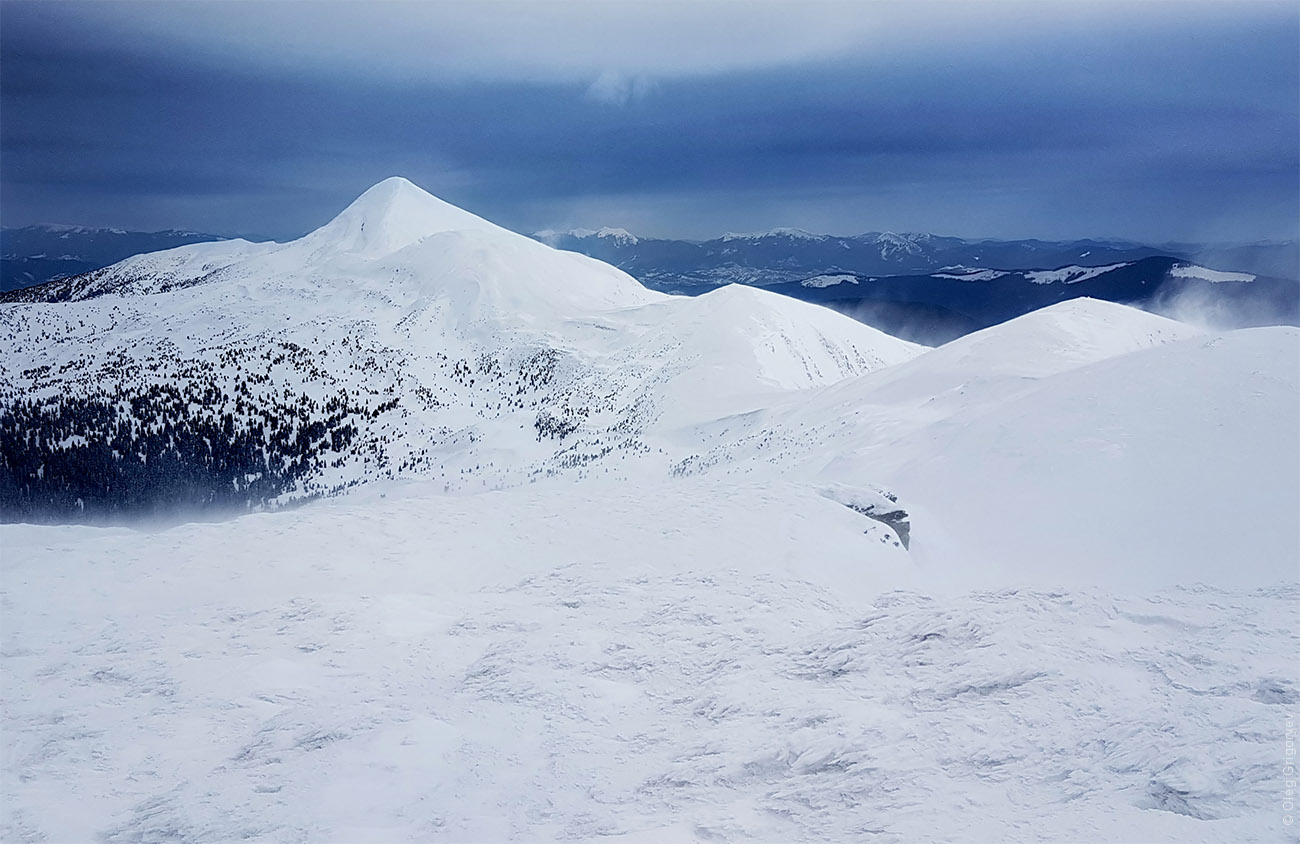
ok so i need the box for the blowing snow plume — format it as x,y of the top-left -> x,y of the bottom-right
1141,262 -> 1300,331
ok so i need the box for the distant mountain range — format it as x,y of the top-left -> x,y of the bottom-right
530,228 -> 1297,343
756,258 -> 1299,344
8,222 -> 1296,295
533,226 -> 1299,289
0,225 -> 232,292
4,221 -> 1296,345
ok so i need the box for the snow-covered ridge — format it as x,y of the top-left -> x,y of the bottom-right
722,227 -> 828,242
534,226 -> 639,246
1025,262 -> 1130,284
864,231 -> 935,258
933,269 -> 1010,281
1169,263 -> 1255,283
903,297 -> 1199,379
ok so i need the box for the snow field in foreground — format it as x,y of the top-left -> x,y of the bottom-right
3,480 -> 1296,843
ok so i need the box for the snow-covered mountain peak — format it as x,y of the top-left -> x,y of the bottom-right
297,176 -> 508,260
592,226 -> 638,245
1,178 -> 664,314
869,231 -> 934,259
4,178 -> 928,504
533,227 -> 640,246
721,227 -> 827,242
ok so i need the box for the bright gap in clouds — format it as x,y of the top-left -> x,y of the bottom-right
32,0 -> 1287,89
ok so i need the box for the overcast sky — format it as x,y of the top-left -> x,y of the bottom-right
1,1 -> 1296,242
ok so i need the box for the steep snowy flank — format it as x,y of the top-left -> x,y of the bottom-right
365,229 -> 661,328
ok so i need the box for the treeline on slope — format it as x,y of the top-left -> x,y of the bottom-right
0,388 -> 362,523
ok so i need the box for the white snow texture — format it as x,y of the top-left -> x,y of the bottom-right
2,177 -> 1297,843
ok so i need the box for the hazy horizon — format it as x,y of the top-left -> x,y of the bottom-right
4,207 -> 1298,250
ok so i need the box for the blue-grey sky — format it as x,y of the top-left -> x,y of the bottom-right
1,1 -> 1296,243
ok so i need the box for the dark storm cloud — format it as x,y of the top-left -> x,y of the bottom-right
1,1 -> 1296,242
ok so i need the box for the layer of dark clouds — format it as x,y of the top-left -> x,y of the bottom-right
1,1 -> 1296,242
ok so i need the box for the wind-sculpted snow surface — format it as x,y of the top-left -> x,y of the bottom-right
2,481 -> 1295,842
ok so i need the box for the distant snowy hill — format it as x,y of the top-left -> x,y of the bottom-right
3,178 -> 1298,842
